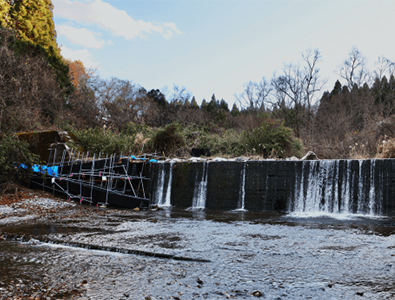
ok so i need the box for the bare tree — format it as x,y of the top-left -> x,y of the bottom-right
336,46 -> 369,88
271,48 -> 325,137
271,63 -> 304,136
302,48 -> 327,130
372,56 -> 395,117
374,56 -> 395,81
0,27 -> 63,133
235,77 -> 272,111
169,84 -> 191,105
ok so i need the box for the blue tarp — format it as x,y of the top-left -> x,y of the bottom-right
17,163 -> 59,177
130,155 -> 157,163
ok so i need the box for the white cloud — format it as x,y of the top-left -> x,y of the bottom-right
53,0 -> 181,40
57,25 -> 105,49
60,46 -> 99,69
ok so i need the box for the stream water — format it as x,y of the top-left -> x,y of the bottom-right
1,208 -> 395,299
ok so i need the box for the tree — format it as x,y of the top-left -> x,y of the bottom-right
0,26 -> 64,132
336,46 -> 369,88
190,96 -> 199,109
301,48 -> 327,130
271,48 -> 325,137
147,89 -> 167,107
169,84 -> 191,105
373,56 -> 395,81
2,0 -> 72,94
0,0 -> 11,27
201,99 -> 208,111
230,103 -> 240,116
65,59 -> 90,91
206,94 -> 220,113
235,77 -> 271,111
9,0 -> 60,57
219,99 -> 229,112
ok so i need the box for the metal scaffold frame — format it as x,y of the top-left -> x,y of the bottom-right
28,148 -> 159,208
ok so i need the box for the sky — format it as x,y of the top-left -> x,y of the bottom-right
53,0 -> 395,107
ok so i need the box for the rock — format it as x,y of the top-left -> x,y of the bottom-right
301,151 -> 319,160
288,156 -> 299,161
356,291 -> 364,296
197,278 -> 203,285
252,290 -> 263,297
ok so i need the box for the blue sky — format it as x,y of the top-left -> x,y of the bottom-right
53,0 -> 395,107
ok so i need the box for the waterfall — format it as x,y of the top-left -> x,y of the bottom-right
368,160 -> 376,215
291,159 -> 379,215
340,160 -> 351,213
154,163 -> 166,205
236,162 -> 247,211
162,161 -> 174,207
192,162 -> 209,209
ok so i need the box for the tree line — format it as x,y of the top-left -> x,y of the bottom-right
1,0 -> 395,159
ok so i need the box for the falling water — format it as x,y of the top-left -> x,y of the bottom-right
162,161 -> 174,207
357,160 -> 364,214
154,163 -> 166,205
236,162 -> 247,211
192,162 -> 209,209
291,159 -> 380,215
340,160 -> 351,213
368,160 -> 376,215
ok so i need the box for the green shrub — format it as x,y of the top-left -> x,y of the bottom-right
0,134 -> 39,192
149,123 -> 185,156
73,128 -> 135,156
242,119 -> 303,158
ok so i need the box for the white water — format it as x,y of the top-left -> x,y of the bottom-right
192,162 -> 209,209
162,161 -> 174,207
292,159 -> 379,216
236,162 -> 247,211
154,163 -> 166,205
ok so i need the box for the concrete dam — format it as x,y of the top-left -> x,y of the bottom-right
150,159 -> 395,216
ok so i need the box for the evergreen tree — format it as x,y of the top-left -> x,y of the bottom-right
190,96 -> 199,108
4,0 -> 73,94
10,0 -> 60,57
331,80 -> 342,96
219,99 -> 229,112
201,99 -> 208,111
207,94 -> 218,113
230,103 -> 240,116
0,0 -> 11,27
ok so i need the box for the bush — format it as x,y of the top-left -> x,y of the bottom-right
376,137 -> 395,158
149,123 -> 185,156
242,119 -> 303,158
73,128 -> 135,156
0,134 -> 39,193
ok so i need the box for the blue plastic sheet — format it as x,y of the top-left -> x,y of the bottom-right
29,164 -> 59,177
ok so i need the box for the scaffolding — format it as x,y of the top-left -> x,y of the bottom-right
28,148 -> 158,208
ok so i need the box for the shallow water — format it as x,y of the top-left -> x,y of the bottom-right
1,208 -> 395,299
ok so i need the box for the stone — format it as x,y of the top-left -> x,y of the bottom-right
252,290 -> 263,297
301,151 -> 319,160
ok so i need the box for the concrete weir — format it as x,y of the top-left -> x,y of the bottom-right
149,159 -> 395,216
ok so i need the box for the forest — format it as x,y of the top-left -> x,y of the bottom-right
2,0 -> 395,190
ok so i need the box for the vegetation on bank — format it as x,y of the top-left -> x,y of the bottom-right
72,117 -> 303,159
